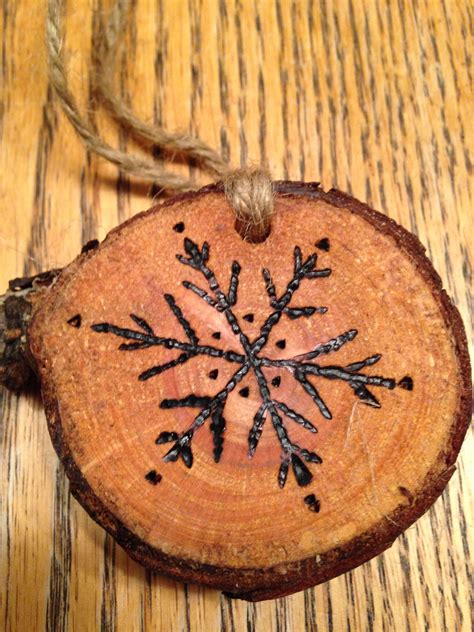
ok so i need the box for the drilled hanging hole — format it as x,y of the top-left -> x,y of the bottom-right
173,222 -> 185,233
234,218 -> 271,244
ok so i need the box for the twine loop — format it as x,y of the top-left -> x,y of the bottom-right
46,0 -> 274,240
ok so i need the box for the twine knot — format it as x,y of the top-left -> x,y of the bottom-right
224,168 -> 274,243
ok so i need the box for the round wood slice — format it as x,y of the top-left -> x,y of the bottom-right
27,182 -> 471,600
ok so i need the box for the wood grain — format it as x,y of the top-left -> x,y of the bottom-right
0,0 -> 472,630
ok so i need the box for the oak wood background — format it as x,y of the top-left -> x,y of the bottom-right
0,1 -> 472,630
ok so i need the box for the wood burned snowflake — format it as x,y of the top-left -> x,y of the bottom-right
91,237 -> 412,498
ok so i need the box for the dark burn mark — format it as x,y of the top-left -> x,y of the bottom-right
81,238 -> 99,253
156,431 -> 179,444
398,486 -> 414,503
173,222 -> 185,233
315,238 -> 330,252
278,460 -> 289,488
243,313 -> 254,323
304,493 -> 321,512
352,384 -> 380,408
285,306 -> 327,319
67,314 -> 82,328
181,445 -> 193,468
210,403 -> 226,462
228,262 -> 241,305
160,395 -> 212,409
398,376 -> 414,390
92,238 -> 404,493
291,454 -> 312,486
145,470 -> 162,485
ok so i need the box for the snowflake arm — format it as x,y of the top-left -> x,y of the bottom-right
294,369 -> 332,420
163,293 -> 199,345
253,247 -> 330,355
91,313 -> 246,375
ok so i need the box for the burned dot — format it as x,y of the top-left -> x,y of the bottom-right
239,386 -> 250,398
398,376 -> 413,390
212,332 -> 221,340
243,313 -> 254,323
67,314 -> 82,328
173,222 -> 185,233
145,470 -> 162,485
272,376 -> 281,388
209,369 -> 219,380
276,339 -> 286,349
315,237 -> 330,251
304,493 -> 321,512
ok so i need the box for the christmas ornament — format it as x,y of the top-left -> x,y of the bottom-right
2,181 -> 470,600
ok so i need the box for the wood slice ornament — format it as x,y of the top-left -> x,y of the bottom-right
8,181 -> 471,601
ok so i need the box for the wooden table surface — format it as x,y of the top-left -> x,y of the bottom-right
1,1 -> 472,630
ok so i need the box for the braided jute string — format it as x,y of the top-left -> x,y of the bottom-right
46,0 -> 274,242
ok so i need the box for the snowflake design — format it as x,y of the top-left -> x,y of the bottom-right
91,237 -> 409,490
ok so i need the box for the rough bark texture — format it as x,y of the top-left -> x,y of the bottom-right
0,270 -> 61,391
7,183 -> 472,600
